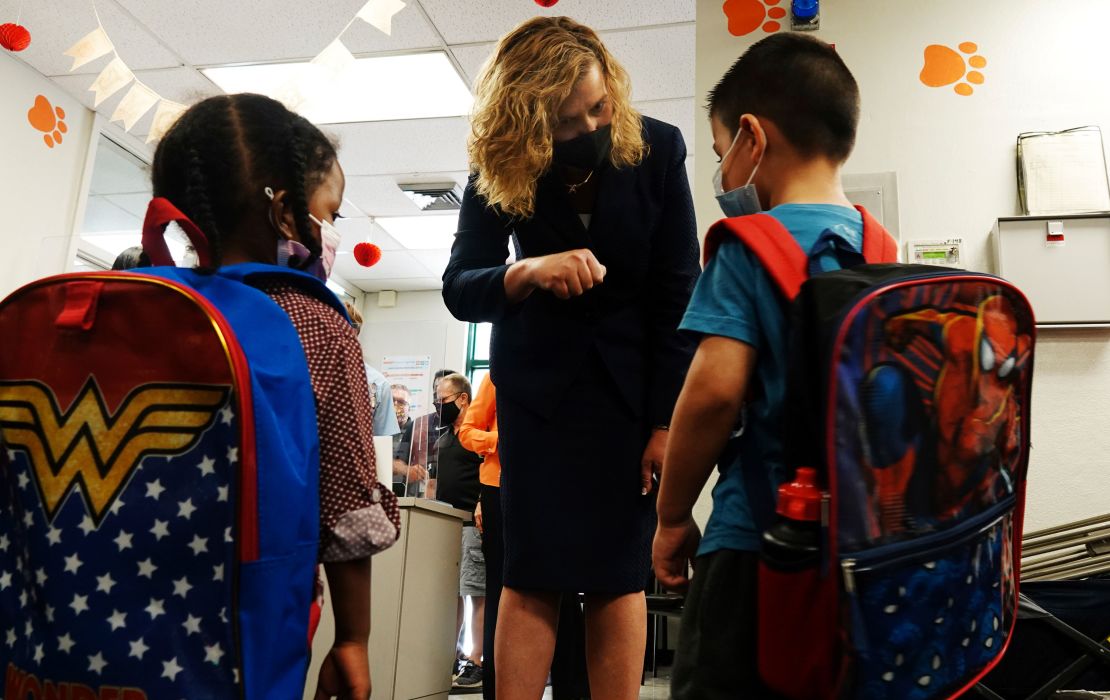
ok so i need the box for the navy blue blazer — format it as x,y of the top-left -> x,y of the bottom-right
442,117 -> 700,425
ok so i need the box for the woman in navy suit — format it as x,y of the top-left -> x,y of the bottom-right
442,16 -> 699,700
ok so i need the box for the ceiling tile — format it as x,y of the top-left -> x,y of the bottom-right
420,0 -> 693,45
336,249 -> 434,280
14,0 -> 182,77
408,249 -> 452,279
81,196 -> 140,233
337,8 -> 444,55
328,117 -> 470,176
351,277 -> 442,293
449,43 -> 493,87
104,192 -> 151,219
130,67 -> 222,106
604,25 -> 695,102
636,98 -> 695,153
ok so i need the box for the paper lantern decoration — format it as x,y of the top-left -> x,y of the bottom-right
354,242 -> 382,267
534,0 -> 559,6
0,23 -> 31,52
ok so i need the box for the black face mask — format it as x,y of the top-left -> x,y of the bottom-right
552,124 -> 613,171
437,399 -> 461,425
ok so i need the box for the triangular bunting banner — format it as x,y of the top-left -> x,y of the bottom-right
64,27 -> 115,71
88,57 -> 134,107
146,100 -> 188,143
311,39 -> 355,81
111,82 -> 161,130
356,0 -> 406,36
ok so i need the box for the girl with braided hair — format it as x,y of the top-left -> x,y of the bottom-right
151,93 -> 395,700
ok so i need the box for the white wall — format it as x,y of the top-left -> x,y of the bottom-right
0,53 -> 95,297
694,0 -> 1110,532
358,289 -> 469,404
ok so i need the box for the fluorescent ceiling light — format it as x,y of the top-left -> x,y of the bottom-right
203,52 -> 473,124
377,215 -> 458,250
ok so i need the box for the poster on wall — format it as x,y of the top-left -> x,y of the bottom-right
382,355 -> 432,413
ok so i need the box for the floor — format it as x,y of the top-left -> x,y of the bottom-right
449,675 -> 673,699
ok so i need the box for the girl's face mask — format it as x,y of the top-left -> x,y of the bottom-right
265,187 -> 341,282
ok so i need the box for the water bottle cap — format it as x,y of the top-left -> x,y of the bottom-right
776,467 -> 823,522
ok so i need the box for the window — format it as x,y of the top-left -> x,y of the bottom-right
466,323 -> 491,388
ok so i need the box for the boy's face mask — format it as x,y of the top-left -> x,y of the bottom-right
265,187 -> 341,282
712,129 -> 764,218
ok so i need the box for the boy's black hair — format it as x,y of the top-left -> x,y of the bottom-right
150,94 -> 338,268
111,246 -> 151,270
708,33 -> 859,163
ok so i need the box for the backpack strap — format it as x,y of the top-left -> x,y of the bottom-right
704,213 -> 809,301
703,206 -> 898,302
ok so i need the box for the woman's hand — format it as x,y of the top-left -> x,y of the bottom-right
506,248 -> 606,301
640,428 -> 667,495
314,641 -> 371,700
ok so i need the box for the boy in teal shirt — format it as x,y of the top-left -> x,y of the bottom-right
653,34 -> 865,698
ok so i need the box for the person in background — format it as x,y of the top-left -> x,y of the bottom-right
396,369 -> 460,496
427,374 -> 485,691
653,34 -> 866,699
391,384 -> 426,494
344,301 -> 401,438
150,93 -> 400,699
441,16 -> 699,700
111,245 -> 151,270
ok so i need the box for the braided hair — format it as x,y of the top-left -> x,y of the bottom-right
150,94 -> 338,269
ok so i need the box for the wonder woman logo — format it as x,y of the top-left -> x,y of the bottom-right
0,379 -> 230,524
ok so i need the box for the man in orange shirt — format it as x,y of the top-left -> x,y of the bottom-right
457,374 -> 499,700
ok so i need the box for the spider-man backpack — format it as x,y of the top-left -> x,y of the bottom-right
0,200 -> 396,698
703,208 -> 1035,699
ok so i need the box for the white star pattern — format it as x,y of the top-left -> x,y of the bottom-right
220,405 -> 233,425
70,593 -> 89,615
0,534 -> 8,551
150,519 -> 170,541
58,633 -> 75,653
198,456 -> 216,476
225,527 -> 233,543
110,497 -> 126,515
0,571 -> 11,590
45,605 -> 54,622
23,511 -> 33,527
226,446 -> 238,464
107,609 -> 128,631
172,576 -> 192,598
113,530 -> 133,552
33,643 -> 44,663
6,448 -> 15,461
19,590 -> 28,607
5,629 -> 15,647
45,527 -> 62,546
182,614 -> 202,636
96,572 -> 116,594
187,535 -> 208,556
64,553 -> 82,574
217,485 -> 229,502
88,652 -> 107,674
145,479 -> 166,500
137,558 -> 157,579
35,567 -> 47,585
17,471 -> 29,489
177,498 -> 196,520
162,657 -> 183,681
204,642 -> 225,665
23,620 -> 32,636
129,637 -> 149,660
213,564 -> 224,582
78,516 -> 96,535
145,598 -> 165,620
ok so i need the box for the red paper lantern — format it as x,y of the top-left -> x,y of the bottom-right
353,242 -> 382,267
534,0 -> 559,6
0,23 -> 31,52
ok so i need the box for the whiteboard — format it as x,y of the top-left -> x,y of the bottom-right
994,215 -> 1110,325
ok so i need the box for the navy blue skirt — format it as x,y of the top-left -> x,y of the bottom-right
497,353 -> 655,594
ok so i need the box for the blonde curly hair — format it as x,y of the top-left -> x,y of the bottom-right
468,16 -> 645,219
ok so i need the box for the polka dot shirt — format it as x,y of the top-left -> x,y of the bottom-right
261,282 -> 400,562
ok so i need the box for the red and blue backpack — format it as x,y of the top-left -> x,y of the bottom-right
704,207 -> 1035,699
0,201 -> 347,698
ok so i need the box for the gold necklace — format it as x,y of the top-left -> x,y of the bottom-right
566,169 -> 593,193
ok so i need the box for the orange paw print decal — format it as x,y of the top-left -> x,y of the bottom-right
920,42 -> 987,96
27,95 -> 68,148
723,0 -> 786,37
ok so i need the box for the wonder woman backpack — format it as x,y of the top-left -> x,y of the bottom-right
704,208 -> 1035,699
0,200 -> 397,698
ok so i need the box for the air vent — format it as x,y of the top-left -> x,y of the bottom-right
399,182 -> 464,211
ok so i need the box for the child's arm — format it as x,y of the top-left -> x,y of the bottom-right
654,335 -> 756,591
315,557 -> 373,699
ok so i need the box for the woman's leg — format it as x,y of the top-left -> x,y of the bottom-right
582,592 -> 646,700
481,485 -> 503,700
494,587 -> 560,700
